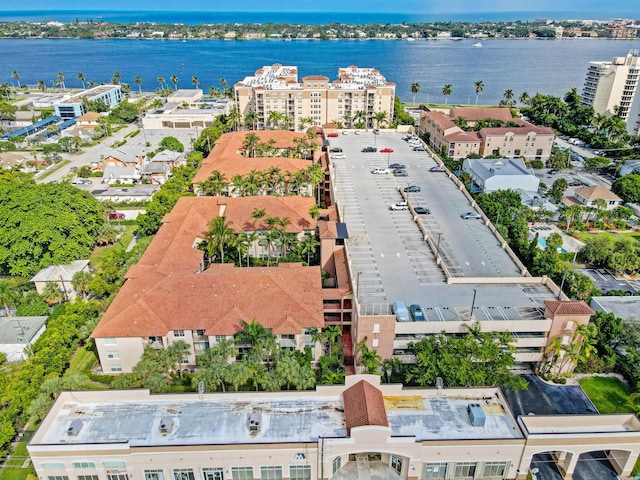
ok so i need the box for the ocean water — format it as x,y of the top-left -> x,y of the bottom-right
2,37 -> 640,105
1,10 -> 637,24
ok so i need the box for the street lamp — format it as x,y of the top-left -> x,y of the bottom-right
356,271 -> 361,298
470,288 -> 477,320
436,232 -> 442,260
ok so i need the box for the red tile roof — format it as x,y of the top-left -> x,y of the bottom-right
342,380 -> 388,435
450,107 -> 514,123
479,124 -> 554,136
92,263 -> 324,338
544,300 -> 595,315
444,130 -> 482,143
193,130 -> 312,184
423,110 -> 458,130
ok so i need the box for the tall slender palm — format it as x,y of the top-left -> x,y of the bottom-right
157,76 -> 165,91
12,70 -> 21,88
502,89 -> 515,107
37,80 -> 46,92
374,111 -> 388,129
56,72 -> 66,90
206,216 -> 235,265
111,71 -> 121,85
170,75 -> 179,91
410,82 -> 420,104
134,75 -> 142,93
242,132 -> 260,158
0,280 -> 20,317
192,75 -> 199,90
77,72 -> 86,89
245,110 -> 259,130
474,80 -> 484,106
442,84 -> 452,104
220,77 -> 227,89
519,91 -> 531,106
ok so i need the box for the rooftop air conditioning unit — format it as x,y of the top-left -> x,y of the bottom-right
249,412 -> 262,432
160,416 -> 174,434
67,419 -> 83,436
467,403 -> 486,427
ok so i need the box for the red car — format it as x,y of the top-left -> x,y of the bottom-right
380,148 -> 394,153
327,132 -> 339,137
108,212 -> 125,220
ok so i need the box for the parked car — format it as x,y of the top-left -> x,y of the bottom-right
342,130 -> 349,135
413,206 -> 431,214
403,185 -> 421,193
410,304 -> 426,321
329,147 -> 343,153
380,148 -> 394,153
389,163 -> 405,169
362,146 -> 377,153
373,128 -> 380,134
108,211 -> 126,220
331,154 -> 346,159
354,130 -> 361,135
70,166 -> 78,172
371,167 -> 390,174
412,146 -> 426,151
429,165 -> 445,172
461,211 -> 482,219
389,201 -> 409,210
548,169 -> 558,174
71,179 -> 92,185
327,132 -> 338,137
393,169 -> 408,177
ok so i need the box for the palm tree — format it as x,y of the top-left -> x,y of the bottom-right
502,89 -> 515,107
206,216 -> 235,265
244,110 -> 259,130
374,111 -> 388,129
442,84 -> 452,104
134,75 -> 142,93
77,72 -> 86,89
37,80 -> 46,92
0,280 -> 20,317
474,80 -> 484,106
11,70 -> 20,87
111,72 -> 121,85
192,75 -> 199,90
410,82 -> 420,104
220,77 -> 227,89
157,76 -> 165,90
170,75 -> 179,90
56,72 -> 65,90
563,87 -> 581,107
519,91 -> 531,106
242,132 -> 260,158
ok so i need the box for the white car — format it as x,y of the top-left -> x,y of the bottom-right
331,154 -> 346,159
342,130 -> 349,135
389,202 -> 409,210
461,211 -> 482,219
354,130 -> 361,135
371,167 -> 390,174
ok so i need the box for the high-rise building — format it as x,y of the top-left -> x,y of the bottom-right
234,64 -> 396,131
581,50 -> 640,134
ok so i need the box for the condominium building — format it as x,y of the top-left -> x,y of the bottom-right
581,49 -> 640,134
28,375 -> 640,480
53,85 -> 123,119
234,64 -> 395,131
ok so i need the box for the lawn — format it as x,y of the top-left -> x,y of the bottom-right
1,434 -> 36,480
90,224 -> 137,266
578,376 -> 635,414
574,230 -> 640,244
64,344 -> 98,377
35,159 -> 70,180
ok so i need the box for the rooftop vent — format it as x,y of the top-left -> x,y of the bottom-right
467,403 -> 486,427
249,412 -> 262,432
67,419 -> 83,436
160,416 -> 174,434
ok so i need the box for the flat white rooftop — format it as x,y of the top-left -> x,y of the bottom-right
31,385 -> 523,447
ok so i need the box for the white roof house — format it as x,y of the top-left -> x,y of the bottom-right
462,158 -> 540,193
619,160 -> 640,176
0,316 -> 47,361
30,260 -> 90,301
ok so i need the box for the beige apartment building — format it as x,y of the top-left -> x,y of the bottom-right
28,375 -> 640,480
234,64 -> 396,131
582,50 -> 640,135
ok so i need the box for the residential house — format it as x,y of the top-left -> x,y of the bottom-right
0,316 -> 47,361
30,259 -> 90,301
462,158 -> 540,193
564,185 -> 623,210
141,149 -> 184,184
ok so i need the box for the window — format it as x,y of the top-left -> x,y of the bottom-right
231,467 -> 253,480
104,338 -> 116,345
102,461 -> 127,469
173,470 -> 195,480
107,351 -> 119,359
453,462 -> 476,478
260,466 -> 282,480
144,471 -> 166,480
372,339 -> 379,347
289,466 -> 311,480
72,462 -> 96,469
423,463 -> 447,479
110,365 -> 122,373
373,324 -> 380,333
390,456 -> 403,475
483,461 -> 508,477
107,475 -> 129,480
202,469 -> 224,480
47,477 -> 69,480
196,329 -> 206,336
332,457 -> 342,474
215,335 -> 226,342
43,463 -> 66,469
174,330 -> 185,337
78,476 -> 99,480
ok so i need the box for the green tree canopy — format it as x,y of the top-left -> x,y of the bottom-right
612,174 -> 640,203
0,171 -> 104,277
108,101 -> 138,123
160,136 -> 185,152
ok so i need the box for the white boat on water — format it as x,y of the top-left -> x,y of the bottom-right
472,42 -> 482,48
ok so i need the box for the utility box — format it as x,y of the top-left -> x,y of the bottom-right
467,403 -> 486,427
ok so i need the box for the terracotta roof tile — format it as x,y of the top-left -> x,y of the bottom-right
450,107 -> 513,123
342,380 -> 388,434
544,300 -> 595,315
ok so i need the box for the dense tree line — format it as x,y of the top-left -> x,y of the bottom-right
0,170 -> 104,277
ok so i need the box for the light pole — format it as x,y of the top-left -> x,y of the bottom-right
356,271 -> 362,300
436,232 -> 442,260
470,288 -> 477,320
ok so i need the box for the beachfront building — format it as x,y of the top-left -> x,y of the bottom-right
141,89 -> 232,129
28,375 -> 640,480
53,85 -> 123,119
582,50 -> 640,135
234,64 -> 396,131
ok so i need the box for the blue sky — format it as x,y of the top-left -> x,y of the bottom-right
2,0 -> 637,13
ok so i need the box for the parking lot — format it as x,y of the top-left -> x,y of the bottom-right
329,131 -> 557,317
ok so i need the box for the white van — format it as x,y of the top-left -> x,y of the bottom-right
392,301 -> 410,322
